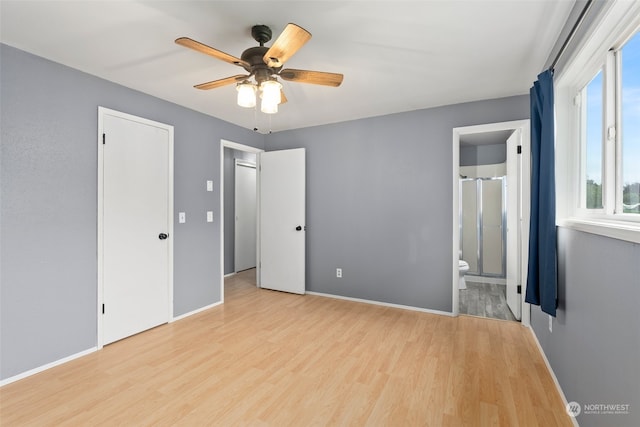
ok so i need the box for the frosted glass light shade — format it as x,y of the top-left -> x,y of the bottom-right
236,83 -> 256,108
261,99 -> 278,114
260,80 -> 282,114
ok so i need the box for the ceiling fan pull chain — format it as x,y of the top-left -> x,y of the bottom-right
253,106 -> 258,132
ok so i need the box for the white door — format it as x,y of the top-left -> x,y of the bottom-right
506,130 -> 521,320
100,108 -> 173,345
235,161 -> 257,272
259,148 -> 305,294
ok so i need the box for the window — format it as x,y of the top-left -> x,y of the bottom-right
576,30 -> 639,216
582,70 -> 604,210
555,0 -> 640,243
620,32 -> 640,214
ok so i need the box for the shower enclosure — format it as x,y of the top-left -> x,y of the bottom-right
459,177 -> 506,277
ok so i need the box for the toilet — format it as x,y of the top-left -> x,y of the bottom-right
458,255 -> 469,290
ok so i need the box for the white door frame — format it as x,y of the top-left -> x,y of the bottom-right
97,107 -> 174,349
220,139 -> 264,300
452,119 -> 531,326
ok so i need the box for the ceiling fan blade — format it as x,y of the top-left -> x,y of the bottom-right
194,75 -> 249,90
263,23 -> 312,68
175,37 -> 249,69
279,69 -> 343,87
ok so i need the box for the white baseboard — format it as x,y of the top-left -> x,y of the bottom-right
171,300 -> 223,322
0,347 -> 97,387
1,299 -> 226,387
527,326 -> 579,427
224,272 -> 236,278
306,291 -> 454,317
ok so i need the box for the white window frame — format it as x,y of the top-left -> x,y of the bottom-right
556,0 -> 640,244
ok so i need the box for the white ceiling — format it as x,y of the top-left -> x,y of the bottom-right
0,1 -> 574,133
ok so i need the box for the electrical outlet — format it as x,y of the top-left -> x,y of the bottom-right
336,268 -> 342,278
206,180 -> 213,192
549,315 -> 553,333
206,211 -> 213,222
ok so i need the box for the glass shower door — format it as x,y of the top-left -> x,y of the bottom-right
460,179 -> 479,273
481,178 -> 505,276
460,177 -> 506,277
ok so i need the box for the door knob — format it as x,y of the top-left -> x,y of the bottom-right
158,233 -> 168,240
295,226 -> 302,231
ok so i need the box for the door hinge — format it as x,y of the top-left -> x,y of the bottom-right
517,145 -> 522,154
102,133 -> 106,145
517,285 -> 522,294
102,303 -> 105,314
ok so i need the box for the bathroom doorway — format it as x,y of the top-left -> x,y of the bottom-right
452,121 -> 531,325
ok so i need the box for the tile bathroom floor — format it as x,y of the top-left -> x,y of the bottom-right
459,281 -> 517,321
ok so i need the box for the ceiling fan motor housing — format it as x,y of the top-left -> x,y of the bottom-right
241,46 -> 278,84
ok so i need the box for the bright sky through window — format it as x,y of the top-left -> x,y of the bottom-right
621,31 -> 640,185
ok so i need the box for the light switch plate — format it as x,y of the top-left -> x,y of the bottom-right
179,212 -> 186,223
207,211 -> 213,222
206,180 -> 213,192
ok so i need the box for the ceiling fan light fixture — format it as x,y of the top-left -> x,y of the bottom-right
260,79 -> 282,114
176,23 -> 343,118
236,81 -> 256,108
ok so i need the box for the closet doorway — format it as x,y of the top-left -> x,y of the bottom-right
221,140 -> 262,300
234,160 -> 257,272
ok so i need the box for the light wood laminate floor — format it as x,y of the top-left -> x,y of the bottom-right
1,269 -> 572,426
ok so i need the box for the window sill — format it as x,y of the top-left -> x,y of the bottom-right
557,218 -> 640,244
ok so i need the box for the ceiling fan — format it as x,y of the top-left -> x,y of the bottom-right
175,23 -> 344,113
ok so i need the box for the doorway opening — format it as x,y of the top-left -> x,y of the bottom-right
220,140 -> 263,300
452,120 -> 531,326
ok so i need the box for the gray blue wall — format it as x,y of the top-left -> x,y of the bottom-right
531,229 -> 639,427
264,96 -> 529,312
460,143 -> 506,166
0,44 -> 263,380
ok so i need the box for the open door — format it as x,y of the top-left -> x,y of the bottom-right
506,129 -> 521,320
259,148 -> 306,294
